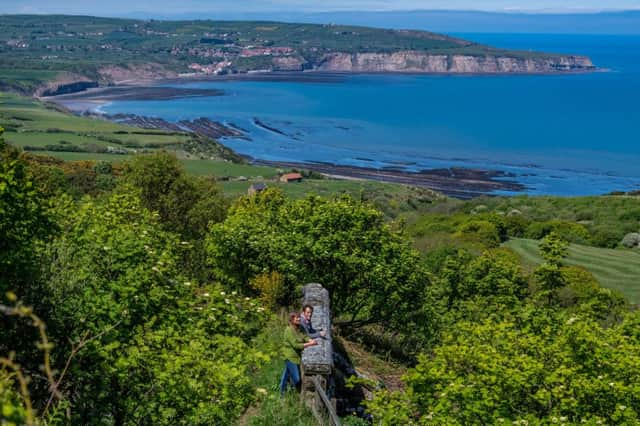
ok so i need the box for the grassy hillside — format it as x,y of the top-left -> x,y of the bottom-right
0,92 -> 238,160
504,238 -> 640,304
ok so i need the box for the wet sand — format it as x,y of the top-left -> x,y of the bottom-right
46,85 -> 224,105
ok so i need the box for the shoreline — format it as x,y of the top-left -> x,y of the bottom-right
42,66 -> 605,105
43,93 -> 528,197
45,76 -> 639,199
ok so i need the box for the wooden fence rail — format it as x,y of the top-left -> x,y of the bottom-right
311,376 -> 341,426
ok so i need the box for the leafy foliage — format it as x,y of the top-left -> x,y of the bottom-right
122,151 -> 227,239
207,188 -> 431,332
368,309 -> 640,425
250,271 -> 287,311
0,128 -> 51,291
26,189 -> 268,424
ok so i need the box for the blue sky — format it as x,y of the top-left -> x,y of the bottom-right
4,0 -> 640,15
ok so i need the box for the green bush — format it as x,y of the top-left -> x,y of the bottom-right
207,188 -> 432,335
367,310 -> 640,424
37,189 -> 267,424
525,220 -> 591,245
455,220 -> 501,248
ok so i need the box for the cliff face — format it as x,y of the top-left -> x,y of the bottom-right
314,51 -> 594,73
97,63 -> 179,84
35,74 -> 98,97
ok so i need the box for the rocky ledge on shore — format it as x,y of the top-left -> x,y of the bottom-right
102,113 -> 249,141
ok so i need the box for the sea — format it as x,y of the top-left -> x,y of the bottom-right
100,33 -> 640,196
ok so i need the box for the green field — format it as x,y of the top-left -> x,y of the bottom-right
504,238 -> 640,304
220,178 -> 425,200
182,160 -> 278,178
0,92 -> 239,162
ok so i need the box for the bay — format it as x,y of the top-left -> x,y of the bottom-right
101,33 -> 640,196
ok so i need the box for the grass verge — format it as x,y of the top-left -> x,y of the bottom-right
504,238 -> 640,304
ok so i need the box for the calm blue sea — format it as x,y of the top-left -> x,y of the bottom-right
101,33 -> 640,196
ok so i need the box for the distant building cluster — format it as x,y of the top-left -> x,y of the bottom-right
240,47 -> 295,57
246,172 -> 304,195
188,61 -> 233,75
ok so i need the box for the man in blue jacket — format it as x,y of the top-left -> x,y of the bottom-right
299,304 -> 326,339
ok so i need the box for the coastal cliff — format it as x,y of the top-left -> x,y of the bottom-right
1,15 -> 600,96
310,52 -> 594,73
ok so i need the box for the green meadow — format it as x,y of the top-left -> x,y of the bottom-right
504,238 -> 640,304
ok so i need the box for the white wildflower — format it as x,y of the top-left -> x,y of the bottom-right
202,292 -> 210,297
220,291 -> 226,295
184,282 -> 192,286
225,298 -> 231,304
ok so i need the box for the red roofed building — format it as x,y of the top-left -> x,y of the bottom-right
279,173 -> 303,183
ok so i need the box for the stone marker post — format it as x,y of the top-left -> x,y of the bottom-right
300,283 -> 333,410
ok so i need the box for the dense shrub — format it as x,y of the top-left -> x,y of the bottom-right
207,188 -> 431,334
455,219 -> 501,248
621,232 -> 640,248
34,189 -> 267,424
525,220 -> 591,245
368,310 -> 640,425
0,130 -> 51,291
122,151 -> 228,239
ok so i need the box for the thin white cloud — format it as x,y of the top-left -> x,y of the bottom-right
1,0 -> 640,14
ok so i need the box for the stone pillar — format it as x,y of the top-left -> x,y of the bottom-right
300,283 -> 333,407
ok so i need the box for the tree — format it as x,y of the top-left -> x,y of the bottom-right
206,189 -> 431,332
122,151 -> 227,239
0,128 -> 51,293
37,189 -> 267,424
534,232 -> 569,305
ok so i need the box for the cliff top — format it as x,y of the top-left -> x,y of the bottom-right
0,15 -> 592,94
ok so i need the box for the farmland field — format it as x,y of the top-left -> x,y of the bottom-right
504,238 -> 640,304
